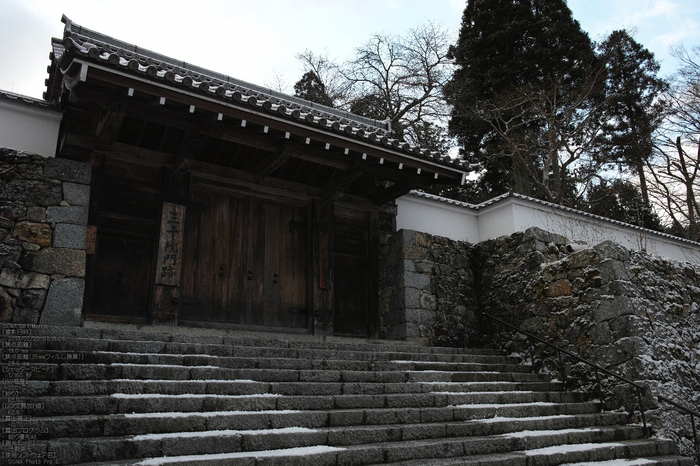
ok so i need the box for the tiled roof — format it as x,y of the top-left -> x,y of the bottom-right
408,190 -> 700,247
0,89 -> 59,111
46,16 -> 465,172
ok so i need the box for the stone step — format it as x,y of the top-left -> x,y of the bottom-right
2,336 -> 518,364
8,390 -> 587,417
16,420 -> 644,465
4,362 -> 548,384
2,379 -> 565,398
14,401 -> 603,440
1,323 -> 501,356
2,348 -> 528,371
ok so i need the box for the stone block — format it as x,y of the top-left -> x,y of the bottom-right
11,221 -> 52,247
391,287 -> 420,310
593,240 -> 630,262
0,179 -> 63,207
0,269 -> 50,289
44,158 -> 92,184
46,205 -> 88,225
419,291 -> 437,310
20,248 -> 86,277
0,243 -> 22,267
12,307 -> 40,324
18,289 -> 47,309
62,182 -> 90,206
546,279 -> 572,297
53,223 -> 87,249
404,272 -> 431,290
39,278 -> 85,326
0,216 -> 14,229
592,296 -> 633,323
26,206 -> 46,222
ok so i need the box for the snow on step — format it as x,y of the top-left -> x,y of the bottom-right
452,401 -> 557,408
134,445 -> 345,465
477,414 -> 576,423
526,442 -> 626,455
123,409 -> 299,418
132,426 -> 316,441
560,459 -> 656,466
499,428 -> 600,438
110,393 -> 278,399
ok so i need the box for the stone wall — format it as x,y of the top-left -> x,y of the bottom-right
0,148 -> 91,326
378,229 -> 479,346
381,226 -> 700,457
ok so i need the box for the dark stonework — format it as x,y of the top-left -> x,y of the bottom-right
20,248 -> 86,277
1,148 -> 90,326
39,278 -> 85,326
46,205 -> 88,226
45,157 -> 92,184
53,223 -> 87,249
380,225 -> 700,459
62,182 -> 90,206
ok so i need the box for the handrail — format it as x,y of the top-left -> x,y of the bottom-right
482,312 -> 650,433
483,311 -> 700,464
657,395 -> 700,466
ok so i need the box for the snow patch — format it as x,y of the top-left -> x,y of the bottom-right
111,393 -> 278,399
476,414 -> 574,423
499,428 -> 599,438
123,409 -> 299,419
452,402 -> 557,408
132,427 -> 315,441
135,445 -> 344,465
560,460 -> 654,466
525,442 -> 625,456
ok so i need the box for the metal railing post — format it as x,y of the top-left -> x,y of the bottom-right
636,386 -> 648,437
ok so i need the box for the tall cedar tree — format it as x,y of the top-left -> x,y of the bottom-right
445,0 -> 596,202
597,30 -> 668,205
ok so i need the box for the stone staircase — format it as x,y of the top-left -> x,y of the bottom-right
1,323 -> 693,466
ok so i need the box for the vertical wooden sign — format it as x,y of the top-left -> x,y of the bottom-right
155,203 -> 186,286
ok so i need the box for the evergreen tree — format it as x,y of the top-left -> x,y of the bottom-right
445,0 -> 598,202
597,30 -> 668,205
293,71 -> 334,107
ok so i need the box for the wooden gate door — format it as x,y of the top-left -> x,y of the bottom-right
89,233 -> 153,320
332,206 -> 370,336
180,189 -> 308,329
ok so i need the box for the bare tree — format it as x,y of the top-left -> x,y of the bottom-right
647,46 -> 700,240
294,23 -> 454,150
470,57 -> 611,205
343,23 -> 453,147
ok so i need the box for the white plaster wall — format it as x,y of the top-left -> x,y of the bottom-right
395,196 -> 479,242
508,199 -> 700,264
396,193 -> 700,265
0,100 -> 62,158
475,202 -> 516,242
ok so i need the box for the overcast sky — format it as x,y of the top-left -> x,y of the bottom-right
1,0 -> 699,100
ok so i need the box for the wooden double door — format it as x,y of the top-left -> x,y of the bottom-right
179,189 -> 309,329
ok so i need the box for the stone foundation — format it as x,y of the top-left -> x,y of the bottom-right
380,226 -> 700,457
0,148 -> 90,326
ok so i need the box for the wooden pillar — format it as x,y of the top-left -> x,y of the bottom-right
312,201 -> 334,335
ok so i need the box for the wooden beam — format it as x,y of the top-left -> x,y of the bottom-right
84,66 -> 465,181
320,186 -> 345,206
322,166 -> 364,191
96,102 -> 126,145
253,144 -> 293,179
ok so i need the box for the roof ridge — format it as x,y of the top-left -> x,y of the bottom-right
59,16 -> 390,133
